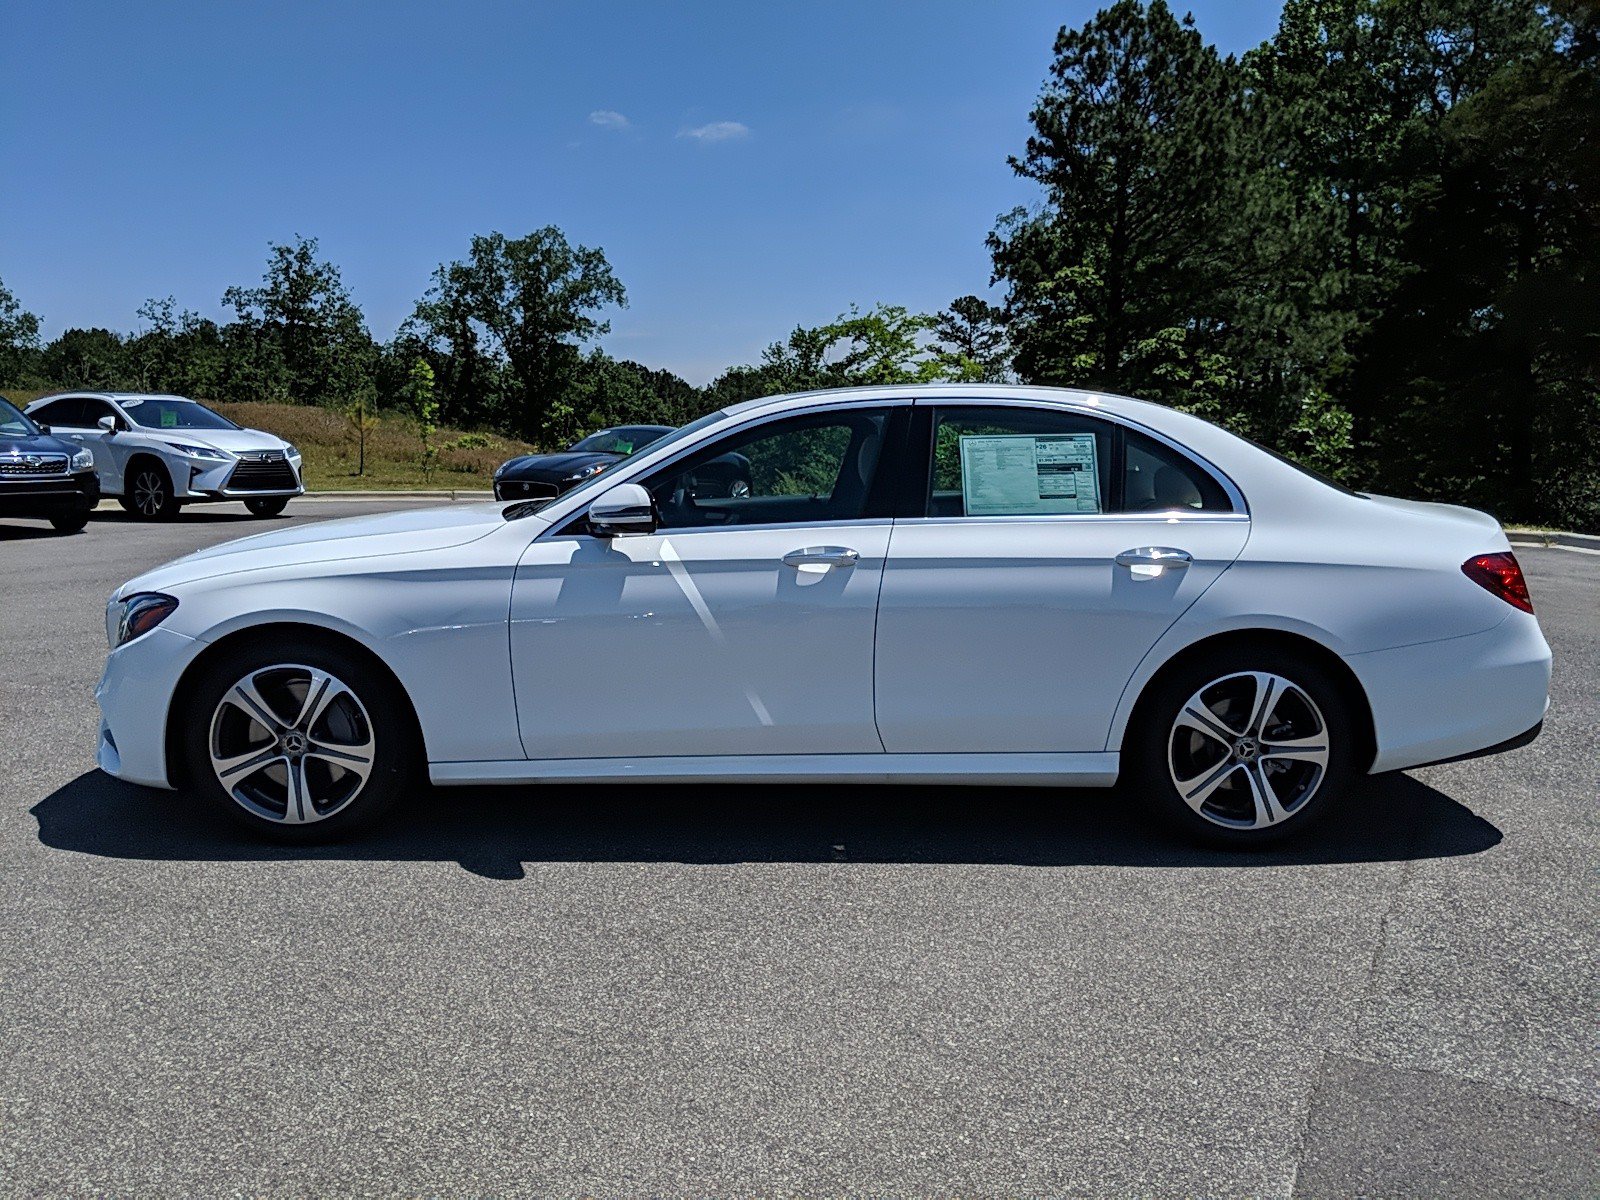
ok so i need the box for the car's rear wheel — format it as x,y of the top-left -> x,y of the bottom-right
245,496 -> 290,518
1128,647 -> 1356,847
126,463 -> 179,520
181,640 -> 415,841
49,509 -> 90,534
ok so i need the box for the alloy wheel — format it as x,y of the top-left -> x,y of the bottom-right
133,470 -> 168,517
1167,671 -> 1330,830
208,664 -> 377,825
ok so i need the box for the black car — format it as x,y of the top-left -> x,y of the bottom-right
0,395 -> 100,534
493,424 -> 752,502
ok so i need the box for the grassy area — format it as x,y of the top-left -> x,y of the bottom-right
1,390 -> 537,491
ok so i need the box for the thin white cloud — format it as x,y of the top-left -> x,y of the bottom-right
588,109 -> 631,130
678,121 -> 750,143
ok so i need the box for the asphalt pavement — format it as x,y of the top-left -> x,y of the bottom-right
1,499 -> 1595,1195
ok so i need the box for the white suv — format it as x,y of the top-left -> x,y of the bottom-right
26,392 -> 304,519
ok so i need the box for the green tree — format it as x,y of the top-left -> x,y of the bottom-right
403,357 -> 440,480
408,228 -> 626,441
0,276 -> 42,387
40,328 -> 132,390
933,295 -> 1012,381
223,236 -> 375,407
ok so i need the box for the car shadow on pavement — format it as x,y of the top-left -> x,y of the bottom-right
88,508 -> 262,525
31,770 -> 1501,880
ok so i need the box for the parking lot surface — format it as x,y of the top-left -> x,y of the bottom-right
2,501 -> 1596,1195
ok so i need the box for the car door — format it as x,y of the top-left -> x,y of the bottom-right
77,398 -> 135,487
510,404 -> 906,760
873,401 -> 1251,754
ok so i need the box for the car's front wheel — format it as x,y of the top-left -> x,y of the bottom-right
125,463 -> 179,520
49,509 -> 90,534
181,639 -> 415,841
1128,647 -> 1357,847
245,496 -> 290,518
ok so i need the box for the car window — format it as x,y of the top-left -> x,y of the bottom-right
121,397 -> 238,431
31,397 -> 87,427
1124,428 -> 1232,512
639,408 -> 892,530
0,397 -> 37,436
927,406 -> 1114,518
81,399 -> 119,428
571,426 -> 668,456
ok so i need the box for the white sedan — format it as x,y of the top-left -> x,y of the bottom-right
26,392 -> 304,519
95,385 -> 1551,846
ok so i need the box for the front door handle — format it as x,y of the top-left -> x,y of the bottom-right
1115,546 -> 1192,569
782,546 -> 860,569
69,434 -> 84,441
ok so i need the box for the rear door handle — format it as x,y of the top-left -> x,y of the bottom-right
782,546 -> 860,569
1115,546 -> 1192,569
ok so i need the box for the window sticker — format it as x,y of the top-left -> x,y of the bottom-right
120,398 -> 144,408
959,433 -> 1101,516
160,409 -> 178,428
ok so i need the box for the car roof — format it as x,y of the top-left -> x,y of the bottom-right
28,392 -> 197,406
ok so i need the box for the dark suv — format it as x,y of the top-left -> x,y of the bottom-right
0,395 -> 100,534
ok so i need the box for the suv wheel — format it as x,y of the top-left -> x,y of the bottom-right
181,640 -> 415,841
127,463 -> 179,520
245,496 -> 290,518
1128,647 -> 1356,847
49,509 -> 90,534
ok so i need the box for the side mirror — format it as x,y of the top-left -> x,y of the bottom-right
97,415 -> 118,434
588,483 -> 656,537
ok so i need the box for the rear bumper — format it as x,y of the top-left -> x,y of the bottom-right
1352,613 -> 1552,773
0,470 -> 99,516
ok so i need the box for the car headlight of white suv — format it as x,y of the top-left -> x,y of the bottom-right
170,443 -> 231,462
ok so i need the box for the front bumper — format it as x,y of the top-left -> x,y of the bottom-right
95,625 -> 205,788
1352,612 -> 1553,773
176,454 -> 304,500
0,469 -> 99,516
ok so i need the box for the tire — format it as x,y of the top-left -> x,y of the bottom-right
1126,646 -> 1357,848
245,496 -> 290,518
126,462 -> 179,520
49,509 -> 90,534
180,638 -> 417,842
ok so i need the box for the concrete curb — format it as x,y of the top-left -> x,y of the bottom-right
1508,529 -> 1600,553
301,489 -> 495,501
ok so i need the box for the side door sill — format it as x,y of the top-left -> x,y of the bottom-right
430,752 -> 1119,788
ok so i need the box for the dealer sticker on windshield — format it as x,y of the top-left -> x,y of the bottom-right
959,433 -> 1101,516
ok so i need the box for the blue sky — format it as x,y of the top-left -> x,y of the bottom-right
2,1 -> 1283,384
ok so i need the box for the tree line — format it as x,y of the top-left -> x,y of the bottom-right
2,0 -> 1594,528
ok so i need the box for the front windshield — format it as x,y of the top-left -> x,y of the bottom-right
506,409 -> 729,520
570,426 -> 671,456
121,397 -> 239,431
0,396 -> 38,437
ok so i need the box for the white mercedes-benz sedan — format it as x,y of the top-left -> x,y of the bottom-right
94,385 -> 1551,846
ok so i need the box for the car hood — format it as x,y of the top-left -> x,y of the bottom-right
150,427 -> 291,454
499,450 -> 620,480
123,502 -> 516,593
0,429 -> 79,458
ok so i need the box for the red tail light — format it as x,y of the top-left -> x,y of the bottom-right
1461,552 -> 1533,613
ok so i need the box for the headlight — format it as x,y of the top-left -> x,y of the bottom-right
171,443 -> 230,462
284,443 -> 301,460
70,448 -> 94,472
494,459 -> 518,479
107,592 -> 179,649
564,463 -> 609,483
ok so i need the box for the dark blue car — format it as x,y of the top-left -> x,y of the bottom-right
0,394 -> 101,534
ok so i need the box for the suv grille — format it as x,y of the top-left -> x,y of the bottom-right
498,479 -> 559,500
226,451 -> 297,492
0,453 -> 69,476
